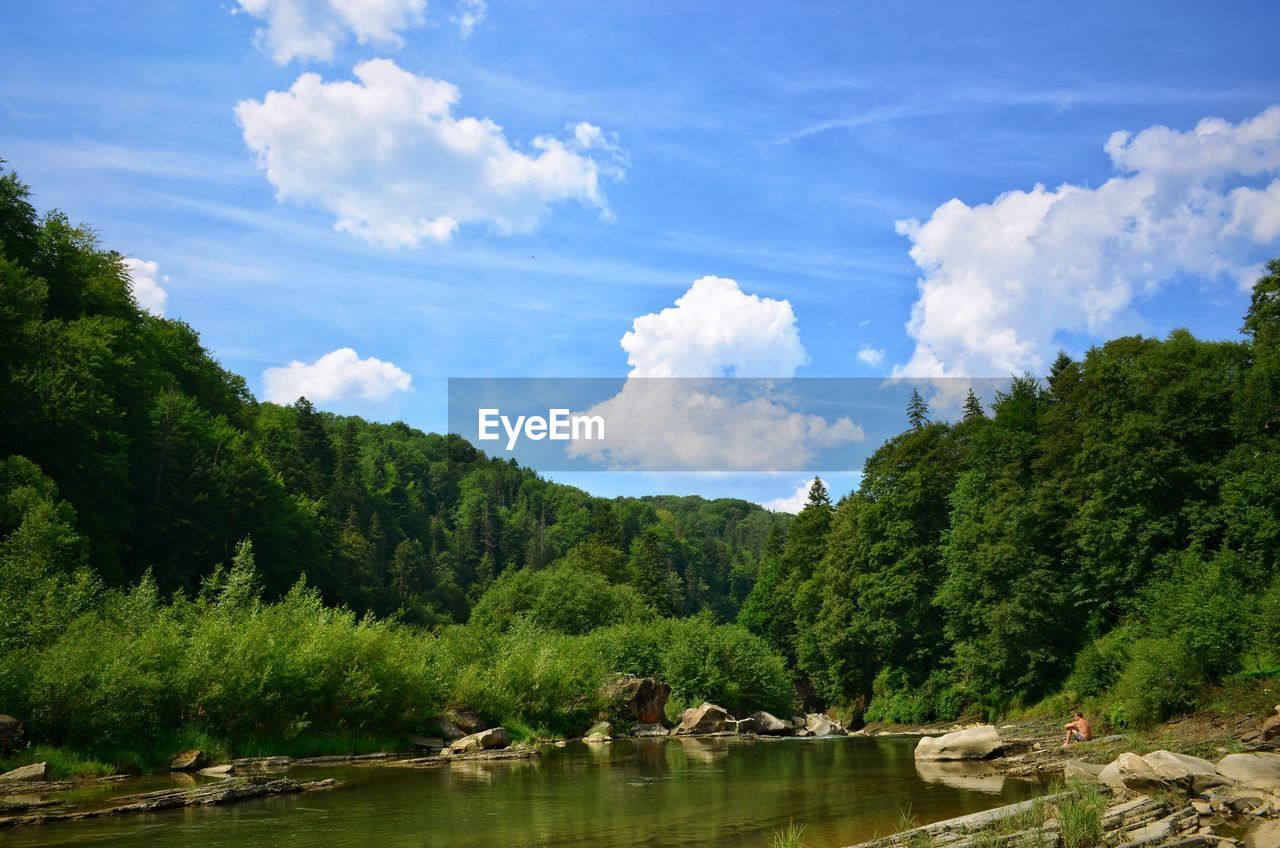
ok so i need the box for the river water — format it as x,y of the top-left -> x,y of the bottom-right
2,736 -> 1039,848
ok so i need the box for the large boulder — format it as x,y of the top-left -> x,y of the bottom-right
746,711 -> 792,735
1099,760 -> 1125,792
673,702 -> 730,735
1063,759 -> 1105,783
447,727 -> 511,755
1262,706 -> 1280,743
1142,750 -> 1231,794
0,761 -> 48,782
448,710 -> 486,736
170,749 -> 206,771
914,725 -> 1004,761
1117,752 -> 1169,792
633,723 -> 668,738
586,721 -> 613,738
804,714 -> 847,738
1217,752 -> 1280,794
584,732 -> 611,744
603,675 -> 672,726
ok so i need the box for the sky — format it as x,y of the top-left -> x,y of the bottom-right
3,1 -> 1279,510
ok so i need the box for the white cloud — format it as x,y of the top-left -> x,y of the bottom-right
856,345 -> 885,366
123,257 -> 169,316
235,0 -> 427,64
262,347 -> 412,404
236,59 -> 624,248
566,277 -> 862,471
621,276 -> 807,378
895,105 -> 1280,378
451,0 -> 486,37
764,478 -> 818,514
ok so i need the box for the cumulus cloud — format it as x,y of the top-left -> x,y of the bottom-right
123,257 -> 169,316
451,0 -> 486,37
236,59 -> 624,248
566,277 -> 862,471
895,105 -> 1280,378
856,345 -> 885,366
621,276 -> 808,378
765,478 -> 818,514
235,0 -> 427,64
262,347 -> 412,404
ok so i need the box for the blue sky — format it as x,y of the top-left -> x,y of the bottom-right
3,1 -> 1279,509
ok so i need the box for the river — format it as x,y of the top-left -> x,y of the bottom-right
1,736 -> 1039,848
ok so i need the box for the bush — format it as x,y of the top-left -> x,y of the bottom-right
469,565 -> 654,635
864,667 -> 966,724
1066,628 -> 1132,699
1108,637 -> 1202,728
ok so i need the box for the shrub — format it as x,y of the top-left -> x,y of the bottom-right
470,565 -> 654,635
1108,637 -> 1201,728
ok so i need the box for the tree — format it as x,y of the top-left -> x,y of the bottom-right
963,388 -> 986,421
907,388 -> 930,429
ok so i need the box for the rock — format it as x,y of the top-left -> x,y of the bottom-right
409,735 -> 444,750
584,732 -> 611,744
1063,759 -> 1105,783
1262,706 -> 1280,743
198,764 -> 235,778
448,710 -> 486,736
170,749 -> 206,771
804,713 -> 846,738
746,711 -> 792,735
0,715 -> 20,756
587,722 -> 613,738
1218,753 -> 1280,794
674,703 -> 730,735
602,675 -> 672,726
1142,750 -> 1231,794
632,723 -> 668,738
1244,820 -> 1280,848
1099,759 -> 1126,792
1116,751 -> 1168,791
0,762 -> 48,782
914,725 -> 1004,761
429,715 -> 465,741
447,727 -> 511,755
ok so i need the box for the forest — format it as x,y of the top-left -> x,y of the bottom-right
1,164 -> 1277,774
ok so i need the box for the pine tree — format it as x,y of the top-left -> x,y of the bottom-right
963,388 -> 986,421
907,388 -> 930,429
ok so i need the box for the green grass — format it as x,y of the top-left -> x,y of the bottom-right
769,821 -> 808,848
1052,781 -> 1108,848
0,746 -> 114,779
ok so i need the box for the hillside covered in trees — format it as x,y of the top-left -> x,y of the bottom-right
0,163 -> 1277,774
743,266 -> 1280,727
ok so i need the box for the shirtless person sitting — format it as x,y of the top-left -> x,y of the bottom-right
1062,711 -> 1092,747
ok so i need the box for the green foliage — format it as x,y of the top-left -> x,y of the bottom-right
470,564 -> 654,635
769,821 -> 809,848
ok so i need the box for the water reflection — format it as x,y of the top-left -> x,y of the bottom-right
914,759 -> 1007,794
0,738 -> 1040,848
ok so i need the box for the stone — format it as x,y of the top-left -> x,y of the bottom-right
447,727 -> 511,755
0,762 -> 48,782
674,703 -> 730,735
746,711 -> 792,735
914,725 -> 1004,761
448,710 -> 486,736
1143,750 -> 1231,794
1218,753 -> 1280,794
1099,759 -> 1126,792
429,715 -> 465,742
602,675 -> 673,726
1116,751 -> 1168,791
1243,820 -> 1280,848
584,732 -> 611,744
1262,706 -> 1280,743
0,715 -> 20,757
804,713 -> 846,738
632,723 -> 668,738
1063,759 -> 1105,783
587,722 -> 613,738
198,764 -> 235,778
409,735 -> 444,750
170,749 -> 206,771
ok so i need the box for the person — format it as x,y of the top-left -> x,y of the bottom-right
1062,711 -> 1091,747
